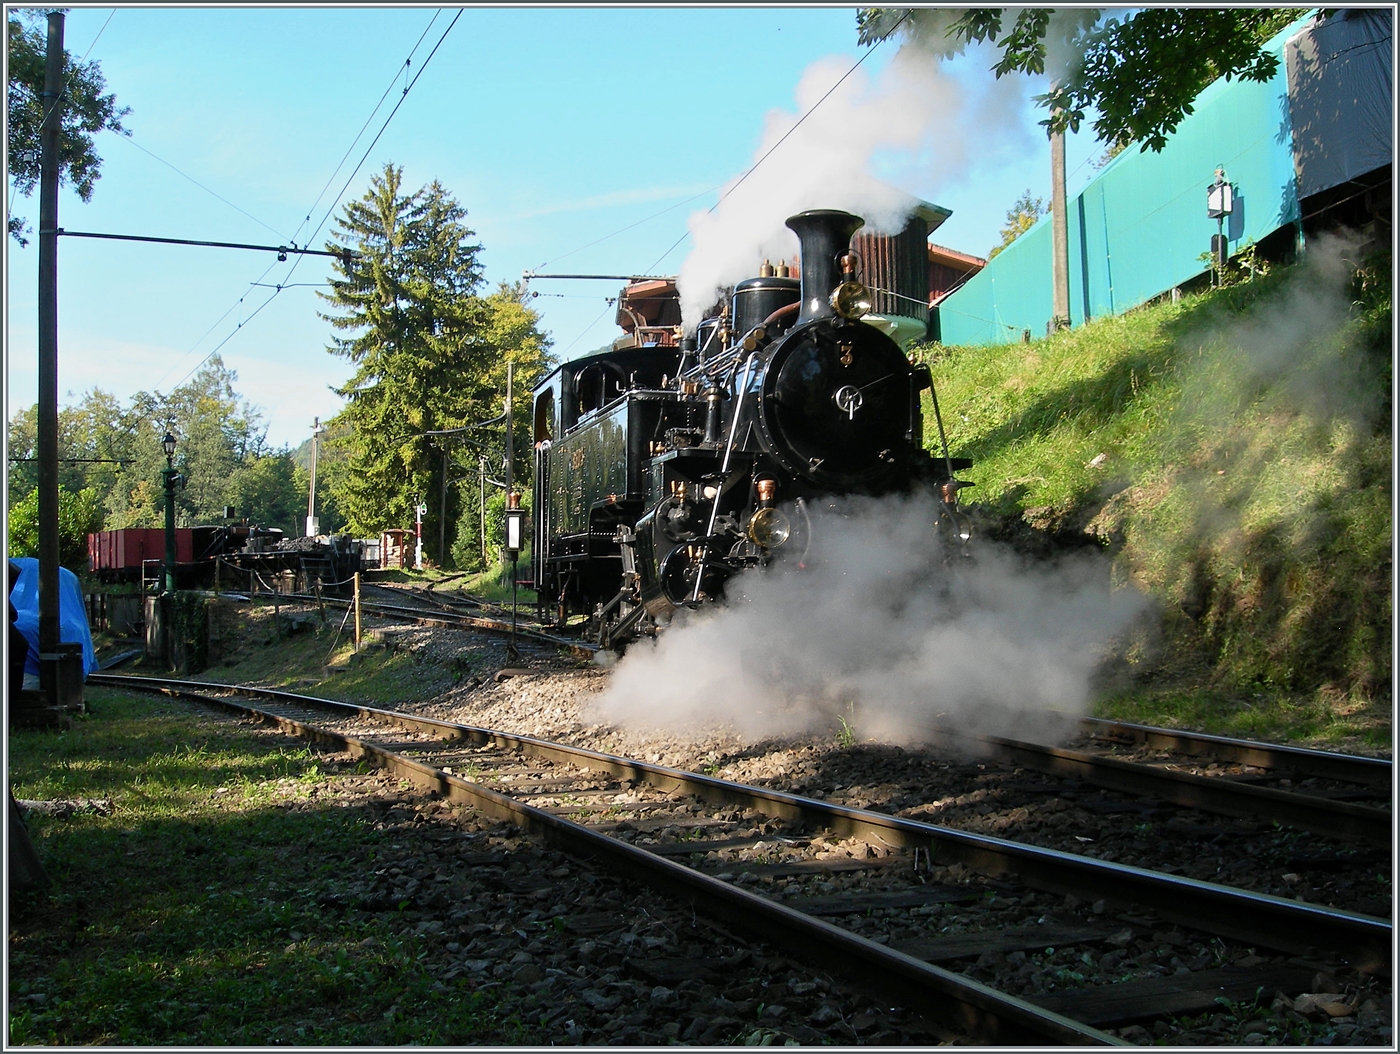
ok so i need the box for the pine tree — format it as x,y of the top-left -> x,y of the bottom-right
319,164 -> 495,554
318,166 -> 555,565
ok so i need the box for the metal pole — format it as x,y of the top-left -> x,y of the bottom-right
479,456 -> 486,562
504,362 -> 514,538
1049,113 -> 1070,332
440,446 -> 448,568
36,11 -> 64,702
306,416 -> 320,537
510,550 -> 520,662
163,460 -> 178,595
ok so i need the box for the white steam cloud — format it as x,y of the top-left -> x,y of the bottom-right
676,41 -> 1031,328
596,493 -> 1148,746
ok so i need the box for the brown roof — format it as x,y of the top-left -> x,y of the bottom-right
928,242 -> 987,270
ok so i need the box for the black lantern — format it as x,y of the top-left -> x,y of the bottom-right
162,431 -> 177,461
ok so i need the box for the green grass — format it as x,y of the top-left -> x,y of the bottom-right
923,246 -> 1391,748
8,688 -> 527,1045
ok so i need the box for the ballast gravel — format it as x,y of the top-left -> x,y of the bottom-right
238,613 -> 1393,1045
283,759 -> 948,1046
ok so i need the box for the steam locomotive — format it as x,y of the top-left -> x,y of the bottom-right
530,209 -> 971,646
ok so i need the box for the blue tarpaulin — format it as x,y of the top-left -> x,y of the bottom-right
8,557 -> 97,679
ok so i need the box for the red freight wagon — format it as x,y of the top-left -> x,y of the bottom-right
88,528 -> 194,573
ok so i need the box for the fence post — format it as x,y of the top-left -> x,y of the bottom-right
353,571 -> 362,652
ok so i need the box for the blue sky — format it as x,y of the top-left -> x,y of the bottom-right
6,6 -> 1108,449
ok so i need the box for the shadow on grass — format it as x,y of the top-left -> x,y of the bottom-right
7,690 -> 529,1046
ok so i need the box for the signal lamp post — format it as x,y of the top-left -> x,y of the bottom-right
161,432 -> 180,595
1207,167 -> 1235,285
504,490 -> 526,663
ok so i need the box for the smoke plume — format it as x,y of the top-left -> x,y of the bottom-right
596,492 -> 1148,746
676,40 -> 1031,328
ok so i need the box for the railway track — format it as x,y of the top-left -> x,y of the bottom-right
231,586 -> 595,660
89,672 -> 1391,1045
210,585 -> 1395,843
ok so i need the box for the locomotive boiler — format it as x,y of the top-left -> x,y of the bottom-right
530,209 -> 971,646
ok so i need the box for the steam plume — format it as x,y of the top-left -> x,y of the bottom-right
596,492 -> 1148,746
676,41 -> 1030,328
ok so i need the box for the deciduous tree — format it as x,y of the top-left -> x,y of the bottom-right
988,189 -> 1046,259
7,9 -> 130,245
857,8 -> 1300,151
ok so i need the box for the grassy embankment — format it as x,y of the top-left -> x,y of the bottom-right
922,241 -> 1391,749
7,688 -> 528,1045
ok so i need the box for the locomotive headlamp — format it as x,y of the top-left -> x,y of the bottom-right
747,507 -> 792,549
830,281 -> 871,320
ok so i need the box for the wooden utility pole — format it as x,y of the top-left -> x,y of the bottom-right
1049,109 -> 1071,333
353,571 -> 362,651
36,11 -> 64,703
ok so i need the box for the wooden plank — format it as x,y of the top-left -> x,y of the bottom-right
627,957 -> 729,985
1035,964 -> 1315,1027
893,922 -> 1123,962
564,911 -> 629,936
785,886 -> 985,917
646,837 -> 769,855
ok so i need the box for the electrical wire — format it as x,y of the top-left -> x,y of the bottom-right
161,9 -> 461,397
532,187 -> 715,272
115,135 -> 289,241
288,9 -> 442,250
557,299 -> 617,358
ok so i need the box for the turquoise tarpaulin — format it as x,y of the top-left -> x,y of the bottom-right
938,11 -> 1336,346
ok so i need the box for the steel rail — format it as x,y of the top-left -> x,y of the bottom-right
90,673 -> 1391,976
1081,717 -> 1393,789
921,725 -> 1391,846
226,589 -> 596,660
90,674 -> 1116,1045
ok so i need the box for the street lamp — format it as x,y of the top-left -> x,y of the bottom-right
504,490 -> 527,663
161,432 -> 181,595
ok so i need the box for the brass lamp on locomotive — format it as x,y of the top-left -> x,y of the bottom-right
530,209 -> 971,646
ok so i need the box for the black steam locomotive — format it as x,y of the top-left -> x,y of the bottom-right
530,209 -> 971,646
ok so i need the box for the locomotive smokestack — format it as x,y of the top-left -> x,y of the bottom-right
785,210 -> 865,326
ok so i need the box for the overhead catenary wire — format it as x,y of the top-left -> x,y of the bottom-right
288,8 -> 443,250
643,11 -> 910,275
161,9 -> 462,398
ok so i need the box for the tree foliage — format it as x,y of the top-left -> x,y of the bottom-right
7,485 -> 104,572
318,164 -> 553,566
857,8 -> 1297,151
6,357 -> 305,543
6,10 -> 130,245
987,189 -> 1046,259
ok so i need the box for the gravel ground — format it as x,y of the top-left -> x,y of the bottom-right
267,753 -> 951,1046
346,621 -> 1393,1045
